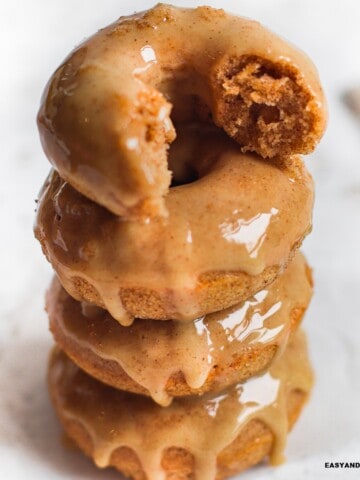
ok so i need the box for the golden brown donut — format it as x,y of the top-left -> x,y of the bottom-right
37,3 -> 326,218
48,330 -> 313,480
35,131 -> 313,325
47,252 -> 312,405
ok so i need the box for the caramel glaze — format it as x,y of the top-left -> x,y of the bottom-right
49,330 -> 313,480
47,252 -> 312,406
35,141 -> 313,324
37,3 -> 326,217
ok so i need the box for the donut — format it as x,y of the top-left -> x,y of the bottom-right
47,252 -> 312,406
35,129 -> 314,325
48,329 -> 313,479
37,3 -> 326,218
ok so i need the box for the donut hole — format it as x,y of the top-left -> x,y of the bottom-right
169,161 -> 199,187
155,70 -> 213,124
166,117 -> 229,188
154,77 -> 217,187
170,93 -> 213,124
151,71 -> 226,190
214,55 -> 317,158
167,126 -> 201,187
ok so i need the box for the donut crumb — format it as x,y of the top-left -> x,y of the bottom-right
214,55 -> 324,158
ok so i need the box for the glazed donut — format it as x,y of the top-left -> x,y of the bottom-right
37,3 -> 326,217
48,330 -> 313,479
35,130 -> 314,325
47,252 -> 312,406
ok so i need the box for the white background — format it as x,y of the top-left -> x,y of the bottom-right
1,0 -> 360,478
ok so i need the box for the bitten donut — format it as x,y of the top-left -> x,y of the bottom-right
37,3 -> 326,217
35,130 -> 314,325
47,252 -> 312,406
48,330 -> 313,480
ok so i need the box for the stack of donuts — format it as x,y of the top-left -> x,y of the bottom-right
35,5 -> 327,479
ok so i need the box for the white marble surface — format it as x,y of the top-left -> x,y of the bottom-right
1,0 -> 360,478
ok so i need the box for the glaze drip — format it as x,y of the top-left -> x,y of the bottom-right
36,139 -> 314,324
49,330 -> 313,480
47,252 -> 312,405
